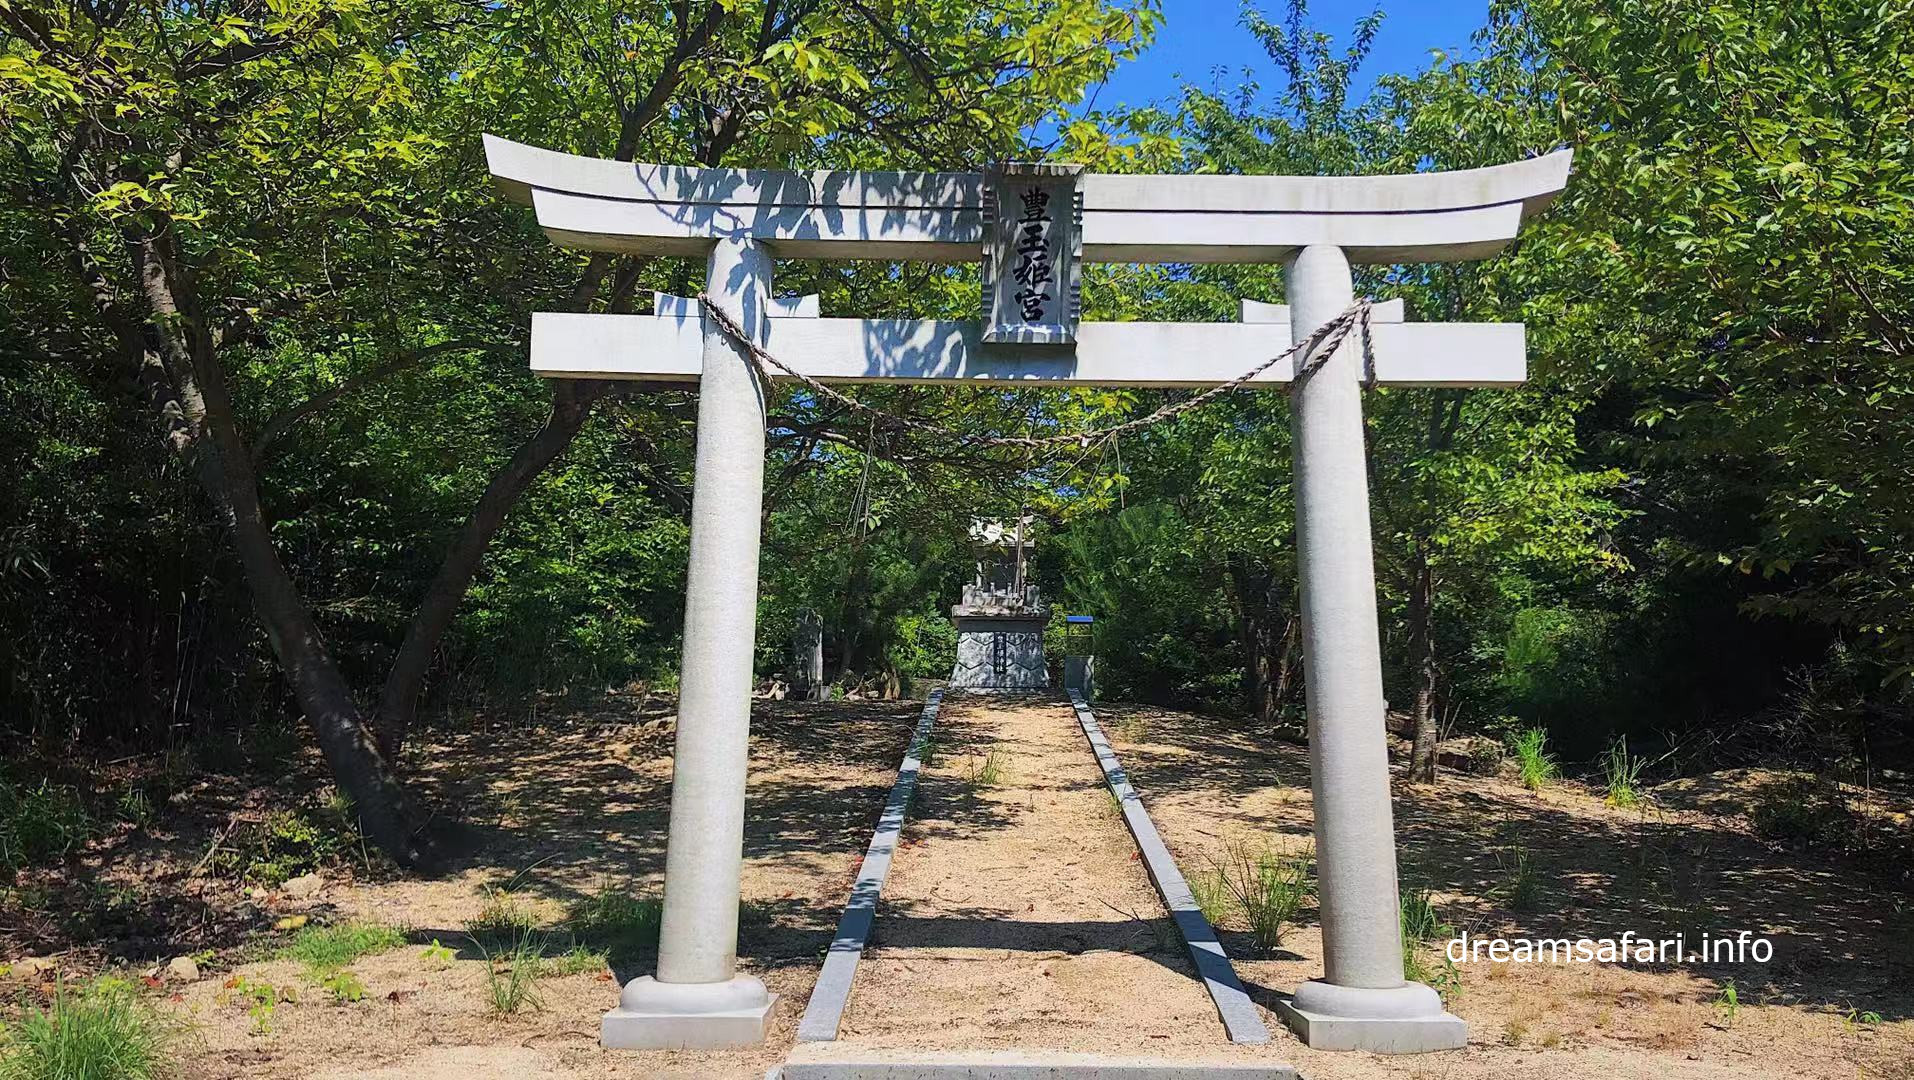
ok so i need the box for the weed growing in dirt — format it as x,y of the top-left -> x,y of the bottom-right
541,945 -> 610,977
565,885 -> 661,962
1102,787 -> 1124,818
319,971 -> 366,1004
1602,736 -> 1647,808
1500,843 -> 1542,912
477,930 -> 545,1016
223,975 -> 293,1034
1187,869 -> 1231,927
419,940 -> 456,968
0,780 -> 92,873
914,734 -> 939,769
0,978 -> 179,1080
1214,840 -> 1311,952
964,749 -> 1006,787
1508,728 -> 1558,791
1714,980 -> 1740,1026
467,887 -> 540,945
1400,888 -> 1460,1000
278,922 -> 405,975
115,787 -> 155,829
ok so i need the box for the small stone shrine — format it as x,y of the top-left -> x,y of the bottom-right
949,519 -> 1051,691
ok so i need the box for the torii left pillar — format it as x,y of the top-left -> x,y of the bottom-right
602,237 -> 779,1048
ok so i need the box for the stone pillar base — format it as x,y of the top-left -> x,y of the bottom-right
1274,980 -> 1466,1054
602,975 -> 777,1050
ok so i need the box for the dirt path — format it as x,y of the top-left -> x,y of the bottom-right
825,696 -> 1239,1055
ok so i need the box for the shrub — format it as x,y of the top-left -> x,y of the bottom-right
209,807 -> 351,885
279,922 -> 406,975
1750,776 -> 1853,846
0,780 -> 92,874
0,978 -> 178,1080
1213,840 -> 1312,952
1507,728 -> 1558,791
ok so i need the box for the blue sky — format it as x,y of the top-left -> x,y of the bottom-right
1089,0 -> 1489,112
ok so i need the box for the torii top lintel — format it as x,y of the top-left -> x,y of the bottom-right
483,135 -> 1571,266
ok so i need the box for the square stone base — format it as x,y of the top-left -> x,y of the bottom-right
601,994 -> 777,1050
1273,999 -> 1466,1054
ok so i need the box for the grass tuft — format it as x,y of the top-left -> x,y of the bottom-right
1400,888 -> 1461,1000
1213,839 -> 1312,952
1187,868 -> 1231,928
539,945 -> 609,978
278,921 -> 406,975
1602,736 -> 1648,808
0,780 -> 93,874
1508,728 -> 1558,791
466,887 -> 540,945
963,749 -> 1006,787
565,885 -> 662,963
0,978 -> 179,1080
476,930 -> 544,1016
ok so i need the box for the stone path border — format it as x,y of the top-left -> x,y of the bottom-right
796,691 -> 946,1042
774,1053 -> 1298,1079
1067,692 -> 1272,1045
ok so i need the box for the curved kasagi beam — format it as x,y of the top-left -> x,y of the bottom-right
484,135 -> 1570,265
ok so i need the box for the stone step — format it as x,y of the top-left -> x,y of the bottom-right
773,1050 -> 1299,1080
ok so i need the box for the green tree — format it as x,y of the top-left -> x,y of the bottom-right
0,0 -> 1155,861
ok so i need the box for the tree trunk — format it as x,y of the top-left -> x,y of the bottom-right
1406,543 -> 1440,784
137,232 -> 430,865
372,381 -> 609,758
1226,555 -> 1294,727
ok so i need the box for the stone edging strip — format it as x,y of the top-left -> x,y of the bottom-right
1067,691 -> 1272,1045
796,690 -> 945,1042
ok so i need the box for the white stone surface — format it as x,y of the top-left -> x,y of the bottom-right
485,135 -> 1570,265
529,312 -> 1526,388
617,237 -> 775,1049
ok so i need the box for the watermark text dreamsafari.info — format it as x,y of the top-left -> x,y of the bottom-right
1447,931 -> 1774,965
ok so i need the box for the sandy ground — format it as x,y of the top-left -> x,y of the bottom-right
9,692 -> 1911,1079
829,696 -> 1230,1052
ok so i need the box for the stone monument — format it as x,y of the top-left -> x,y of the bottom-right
949,519 -> 1050,691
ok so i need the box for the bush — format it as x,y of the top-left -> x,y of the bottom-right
208,806 -> 355,885
0,780 -> 92,874
1750,775 -> 1854,846
0,978 -> 178,1080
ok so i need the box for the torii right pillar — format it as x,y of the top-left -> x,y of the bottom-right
1279,245 -> 1467,1052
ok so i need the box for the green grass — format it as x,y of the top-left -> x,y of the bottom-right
564,885 -> 662,963
539,945 -> 609,977
1187,868 -> 1231,927
1501,844 -> 1542,913
0,978 -> 178,1080
466,887 -> 540,944
0,780 -> 93,874
1508,728 -> 1559,791
1400,888 -> 1461,1000
1602,736 -> 1648,808
1213,840 -> 1312,952
476,930 -> 545,1016
277,921 -> 406,974
964,749 -> 1006,787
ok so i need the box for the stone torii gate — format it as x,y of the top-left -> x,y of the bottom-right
484,135 -> 1570,1054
